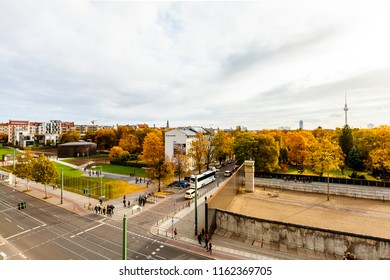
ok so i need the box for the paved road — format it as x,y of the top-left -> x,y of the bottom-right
0,182 -> 209,260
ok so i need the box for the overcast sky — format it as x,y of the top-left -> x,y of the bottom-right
1,1 -> 389,130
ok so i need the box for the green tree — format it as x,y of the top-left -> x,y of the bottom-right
339,125 -> 354,165
14,150 -> 36,191
346,146 -> 364,171
253,133 -> 279,173
233,132 -> 255,165
33,154 -> 60,198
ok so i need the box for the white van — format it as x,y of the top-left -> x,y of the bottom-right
184,189 -> 198,199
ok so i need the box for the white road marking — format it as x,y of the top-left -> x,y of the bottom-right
5,229 -> 31,240
17,225 -> 24,230
84,223 -> 104,232
5,218 -> 12,223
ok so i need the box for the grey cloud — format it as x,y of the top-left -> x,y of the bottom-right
219,26 -> 338,78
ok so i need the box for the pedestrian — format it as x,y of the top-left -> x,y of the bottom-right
201,228 -> 205,238
123,199 -> 126,207
174,228 -> 177,239
204,234 -> 209,249
94,205 -> 98,214
102,205 -> 106,215
107,206 -> 111,217
197,233 -> 202,245
127,200 -> 131,208
111,204 -> 115,214
98,204 -> 101,214
207,242 -> 212,254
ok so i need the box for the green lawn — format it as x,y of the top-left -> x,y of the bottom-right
99,164 -> 146,177
285,165 -> 377,180
0,146 -> 22,159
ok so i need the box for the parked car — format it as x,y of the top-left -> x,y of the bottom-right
174,181 -> 190,188
168,181 -> 178,187
224,170 -> 232,177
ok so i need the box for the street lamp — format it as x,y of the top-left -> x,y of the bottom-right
61,168 -> 64,204
92,165 -> 103,201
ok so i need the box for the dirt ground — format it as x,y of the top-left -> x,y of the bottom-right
228,187 -> 390,239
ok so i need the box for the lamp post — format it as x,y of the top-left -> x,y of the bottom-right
92,165 -> 103,201
61,168 -> 64,204
122,214 -> 127,260
194,177 -> 198,236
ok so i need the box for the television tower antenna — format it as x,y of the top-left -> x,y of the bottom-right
344,92 -> 348,126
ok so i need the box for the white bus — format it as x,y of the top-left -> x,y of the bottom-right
190,170 -> 216,189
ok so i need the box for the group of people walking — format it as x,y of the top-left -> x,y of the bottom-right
197,228 -> 212,254
93,204 -> 115,217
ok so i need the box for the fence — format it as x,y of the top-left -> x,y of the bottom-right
256,172 -> 390,188
255,178 -> 390,201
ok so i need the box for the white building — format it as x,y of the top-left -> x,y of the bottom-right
165,127 -> 207,169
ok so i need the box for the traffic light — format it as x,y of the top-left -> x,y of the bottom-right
83,188 -> 88,194
18,202 -> 26,210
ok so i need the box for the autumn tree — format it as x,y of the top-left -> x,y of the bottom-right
142,132 -> 173,191
109,146 -> 130,162
311,137 -> 343,200
204,132 -> 217,170
173,145 -> 190,183
0,132 -> 8,144
285,132 -> 313,171
213,130 -> 234,165
119,134 -> 140,154
33,154 -> 59,198
82,130 -> 98,142
58,130 -> 81,144
95,129 -> 117,150
188,133 -> 208,174
369,125 -> 390,179
14,150 -> 36,191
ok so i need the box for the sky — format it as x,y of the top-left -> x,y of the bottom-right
0,1 -> 390,130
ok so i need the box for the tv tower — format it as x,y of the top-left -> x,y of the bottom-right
344,92 -> 348,126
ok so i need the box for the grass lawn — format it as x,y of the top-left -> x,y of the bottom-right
285,165 -> 378,180
99,164 -> 146,177
0,146 -> 22,158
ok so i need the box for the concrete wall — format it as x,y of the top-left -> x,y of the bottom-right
216,210 -> 390,260
207,164 -> 244,235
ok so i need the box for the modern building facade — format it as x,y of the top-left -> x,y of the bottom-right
57,141 -> 97,158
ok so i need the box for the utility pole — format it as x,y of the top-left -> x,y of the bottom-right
194,177 -> 198,236
122,214 -> 127,260
61,168 -> 64,204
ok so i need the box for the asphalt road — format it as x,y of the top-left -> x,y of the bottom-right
0,182 -> 209,260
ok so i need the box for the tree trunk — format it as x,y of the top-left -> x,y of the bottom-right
44,184 -> 48,198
